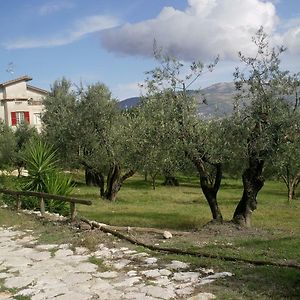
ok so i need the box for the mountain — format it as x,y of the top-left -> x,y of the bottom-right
118,82 -> 237,117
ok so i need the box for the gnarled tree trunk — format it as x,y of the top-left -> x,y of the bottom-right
104,163 -> 135,201
187,152 -> 223,222
233,158 -> 264,227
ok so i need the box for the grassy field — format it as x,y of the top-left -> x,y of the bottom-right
73,174 -> 299,232
0,173 -> 299,299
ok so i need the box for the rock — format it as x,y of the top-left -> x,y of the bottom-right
163,231 -> 172,239
166,260 -> 189,270
144,257 -> 157,264
141,269 -> 161,278
79,222 -> 92,230
186,292 -> 216,300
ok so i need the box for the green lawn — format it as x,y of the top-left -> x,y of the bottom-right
73,174 -> 300,232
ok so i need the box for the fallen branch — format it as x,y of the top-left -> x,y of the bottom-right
81,217 -> 300,271
80,217 -> 190,236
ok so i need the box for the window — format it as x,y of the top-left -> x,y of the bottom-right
34,113 -> 41,125
11,111 -> 30,126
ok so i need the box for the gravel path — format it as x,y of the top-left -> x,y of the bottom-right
0,226 -> 232,300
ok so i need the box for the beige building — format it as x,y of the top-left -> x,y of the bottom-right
0,76 -> 47,132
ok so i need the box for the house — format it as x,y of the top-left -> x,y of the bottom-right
0,76 -> 47,132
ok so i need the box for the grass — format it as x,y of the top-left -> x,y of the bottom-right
0,173 -> 299,299
73,174 -> 299,232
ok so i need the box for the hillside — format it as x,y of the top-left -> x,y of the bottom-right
118,82 -> 237,116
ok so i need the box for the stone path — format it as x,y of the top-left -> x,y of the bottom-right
0,226 -> 233,300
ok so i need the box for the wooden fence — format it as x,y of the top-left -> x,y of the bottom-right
0,188 -> 92,221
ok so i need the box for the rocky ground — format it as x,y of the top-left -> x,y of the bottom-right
0,226 -> 233,300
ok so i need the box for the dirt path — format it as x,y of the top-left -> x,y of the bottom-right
0,226 -> 233,300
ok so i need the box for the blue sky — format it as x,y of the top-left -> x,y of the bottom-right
0,0 -> 300,99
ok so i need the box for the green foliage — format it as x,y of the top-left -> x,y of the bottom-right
0,122 -> 16,169
22,139 -> 58,192
22,139 -> 73,214
42,78 -> 78,167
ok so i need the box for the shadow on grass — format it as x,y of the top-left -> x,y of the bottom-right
82,210 -> 200,230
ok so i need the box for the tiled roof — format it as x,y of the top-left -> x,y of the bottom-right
27,85 -> 48,94
0,75 -> 32,87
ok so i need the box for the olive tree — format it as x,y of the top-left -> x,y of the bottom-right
231,27 -> 298,226
142,48 -> 225,221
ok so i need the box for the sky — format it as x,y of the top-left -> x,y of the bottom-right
0,0 -> 300,100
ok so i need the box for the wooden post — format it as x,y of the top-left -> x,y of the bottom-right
40,197 -> 45,216
70,202 -> 76,221
16,195 -> 21,211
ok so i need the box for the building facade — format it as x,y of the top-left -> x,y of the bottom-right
0,76 -> 47,132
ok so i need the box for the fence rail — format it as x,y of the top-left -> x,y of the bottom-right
0,188 -> 92,221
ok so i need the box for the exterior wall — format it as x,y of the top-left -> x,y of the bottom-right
4,81 -> 27,99
0,101 -> 4,122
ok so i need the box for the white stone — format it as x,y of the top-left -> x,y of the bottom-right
75,262 -> 98,273
144,257 -> 158,264
97,271 -> 119,279
141,285 -> 176,300
55,249 -> 73,258
141,269 -> 161,278
35,244 -> 58,250
113,259 -> 131,269
159,269 -> 172,276
173,272 -> 199,282
166,260 -> 189,270
186,292 -> 216,300
4,276 -> 33,289
163,231 -> 172,239
113,276 -> 141,287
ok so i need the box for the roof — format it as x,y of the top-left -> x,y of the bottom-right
27,85 -> 48,95
0,75 -> 32,87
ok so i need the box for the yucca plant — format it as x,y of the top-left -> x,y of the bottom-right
22,139 -> 58,192
22,139 -> 73,214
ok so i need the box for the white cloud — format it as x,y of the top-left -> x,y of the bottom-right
100,0 -> 278,61
5,15 -> 120,49
38,1 -> 74,15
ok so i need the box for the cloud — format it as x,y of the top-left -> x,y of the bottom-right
100,0 -> 278,61
5,15 -> 120,49
38,1 -> 74,15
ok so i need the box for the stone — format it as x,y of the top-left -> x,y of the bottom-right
173,271 -> 199,282
113,277 -> 141,287
163,231 -> 172,239
75,262 -> 98,273
55,249 -> 73,258
97,271 -> 119,279
186,292 -> 216,300
113,259 -> 131,269
159,269 -> 172,276
166,260 -> 189,270
79,222 -> 92,230
141,285 -> 176,300
4,276 -> 33,289
141,269 -> 161,278
144,257 -> 158,264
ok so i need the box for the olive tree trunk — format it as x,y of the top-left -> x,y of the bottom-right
187,152 -> 223,222
233,158 -> 264,227
104,164 -> 135,201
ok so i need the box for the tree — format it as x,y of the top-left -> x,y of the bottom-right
0,122 -> 16,170
142,48 -> 224,221
76,83 -> 142,201
270,85 -> 300,202
231,27 -> 297,226
14,122 -> 39,176
42,78 -> 78,167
